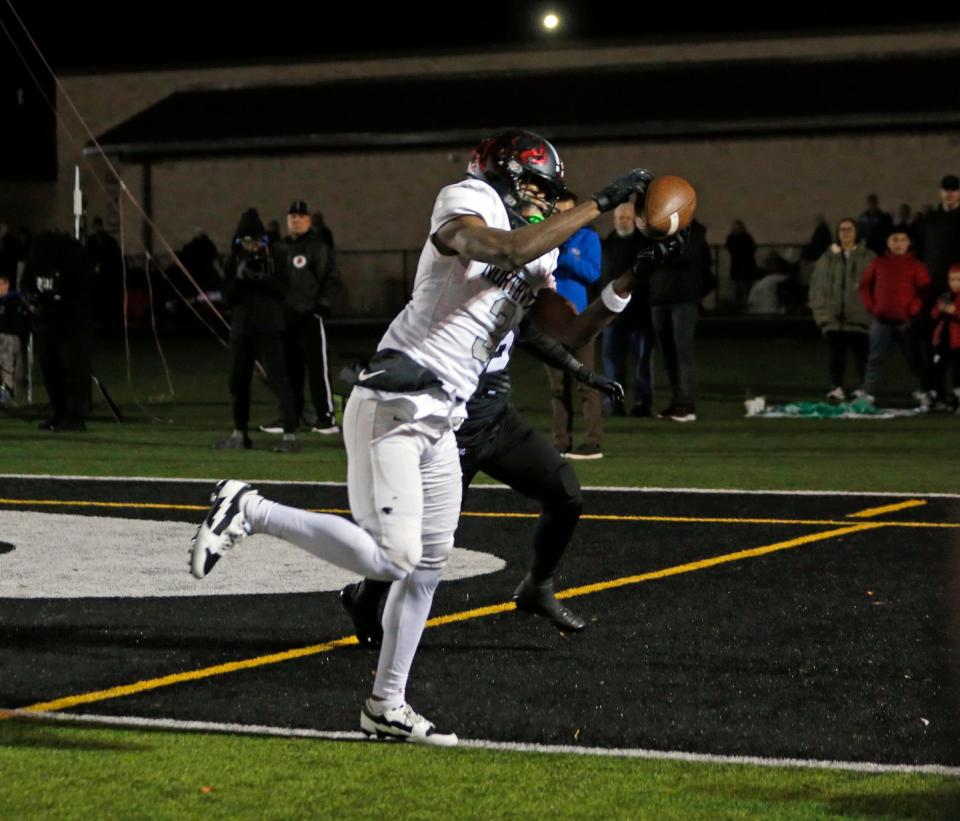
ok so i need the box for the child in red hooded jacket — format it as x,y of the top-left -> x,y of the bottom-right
858,230 -> 931,404
931,263 -> 960,411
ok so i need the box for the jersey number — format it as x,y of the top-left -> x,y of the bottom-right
472,297 -> 517,363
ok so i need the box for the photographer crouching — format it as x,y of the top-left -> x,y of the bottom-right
214,208 -> 300,453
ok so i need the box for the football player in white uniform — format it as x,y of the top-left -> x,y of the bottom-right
339,319 -> 626,646
191,129 -> 657,746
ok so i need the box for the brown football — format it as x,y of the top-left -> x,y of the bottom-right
641,175 -> 697,238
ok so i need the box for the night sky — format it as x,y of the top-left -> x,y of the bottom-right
2,2 -> 960,178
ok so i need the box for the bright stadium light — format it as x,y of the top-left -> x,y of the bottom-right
542,12 -> 560,31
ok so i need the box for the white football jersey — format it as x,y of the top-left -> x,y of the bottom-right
375,177 -> 557,411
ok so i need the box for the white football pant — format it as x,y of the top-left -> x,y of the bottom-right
243,389 -> 462,708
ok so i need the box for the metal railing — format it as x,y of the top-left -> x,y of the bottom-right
124,243 -> 816,321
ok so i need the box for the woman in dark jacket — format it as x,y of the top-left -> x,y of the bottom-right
808,218 -> 875,400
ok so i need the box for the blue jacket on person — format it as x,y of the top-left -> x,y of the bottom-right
553,226 -> 601,312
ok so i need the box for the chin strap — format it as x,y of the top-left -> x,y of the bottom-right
468,172 -> 559,228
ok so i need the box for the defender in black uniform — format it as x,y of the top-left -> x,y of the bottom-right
340,321 -> 623,643
339,226 -> 685,644
262,199 -> 339,435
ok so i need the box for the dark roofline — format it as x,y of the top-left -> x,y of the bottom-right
59,21 -> 960,76
85,51 -> 960,161
84,113 -> 960,162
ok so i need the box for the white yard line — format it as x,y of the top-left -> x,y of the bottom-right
12,711 -> 960,778
1,474 -> 958,499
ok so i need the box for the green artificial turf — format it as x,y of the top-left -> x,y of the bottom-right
2,324 -> 958,818
0,327 -> 954,492
1,720 -> 957,821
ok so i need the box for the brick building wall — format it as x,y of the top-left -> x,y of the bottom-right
44,28 -> 960,313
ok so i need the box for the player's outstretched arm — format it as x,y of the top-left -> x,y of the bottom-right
552,231 -> 687,349
518,320 -> 624,405
434,203 -> 600,271
433,169 -> 652,271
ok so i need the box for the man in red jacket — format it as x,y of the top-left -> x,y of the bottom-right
857,229 -> 931,404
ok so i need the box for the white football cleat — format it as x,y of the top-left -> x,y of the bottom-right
360,699 -> 458,747
190,480 -> 256,579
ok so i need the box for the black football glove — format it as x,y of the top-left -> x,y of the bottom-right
592,168 -> 653,213
579,367 -> 625,405
632,228 -> 689,273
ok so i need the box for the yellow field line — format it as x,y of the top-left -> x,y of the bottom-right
5,521 -> 883,717
0,498 -> 209,512
847,499 -> 927,518
0,497 -> 956,529
555,522 -> 884,598
16,636 -> 359,714
476,512 -> 958,529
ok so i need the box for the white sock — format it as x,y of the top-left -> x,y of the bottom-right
242,494 -> 406,581
372,566 -> 442,707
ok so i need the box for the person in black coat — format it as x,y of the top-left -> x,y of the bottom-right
649,218 -> 710,422
260,200 -> 339,435
725,219 -> 758,310
215,209 -> 299,453
915,174 -> 960,403
20,231 -> 94,431
857,194 -> 894,257
600,201 -> 656,417
801,214 -> 833,262
85,217 -> 123,334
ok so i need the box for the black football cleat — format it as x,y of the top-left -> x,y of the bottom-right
513,576 -> 586,633
340,582 -> 385,648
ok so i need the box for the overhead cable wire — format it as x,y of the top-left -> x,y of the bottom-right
2,0 -> 232,339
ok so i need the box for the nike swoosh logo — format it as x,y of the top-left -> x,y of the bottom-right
358,369 -> 386,382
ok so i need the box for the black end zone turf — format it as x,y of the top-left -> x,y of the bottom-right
1,477 -> 958,765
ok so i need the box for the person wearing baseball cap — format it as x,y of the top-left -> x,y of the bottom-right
260,199 -> 340,435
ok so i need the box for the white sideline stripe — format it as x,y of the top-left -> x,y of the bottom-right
1,474 -> 959,499
11,712 -> 960,778
0,473 -> 346,487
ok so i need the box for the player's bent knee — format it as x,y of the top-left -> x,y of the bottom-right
419,531 -> 454,571
378,536 -> 422,576
405,565 -> 443,597
546,461 -> 583,517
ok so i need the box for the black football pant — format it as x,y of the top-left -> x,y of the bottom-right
283,310 -> 335,423
460,404 -> 583,582
229,332 -> 297,434
931,334 -> 960,400
37,327 -> 91,426
825,330 -> 868,389
358,404 -> 584,604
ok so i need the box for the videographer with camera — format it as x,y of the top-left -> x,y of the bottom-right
214,208 -> 300,453
20,230 -> 94,431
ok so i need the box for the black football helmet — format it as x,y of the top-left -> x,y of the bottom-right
467,129 -> 566,224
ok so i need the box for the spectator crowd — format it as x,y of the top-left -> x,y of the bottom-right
1,169 -> 958,441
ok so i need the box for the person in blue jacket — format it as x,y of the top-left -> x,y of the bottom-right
544,191 -> 605,459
